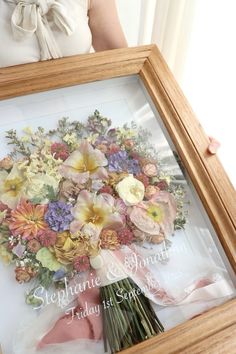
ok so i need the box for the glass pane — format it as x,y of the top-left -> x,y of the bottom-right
0,75 -> 235,354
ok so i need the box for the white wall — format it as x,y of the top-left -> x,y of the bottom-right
181,0 -> 236,186
116,0 -> 141,46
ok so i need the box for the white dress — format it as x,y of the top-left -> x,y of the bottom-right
0,0 -> 92,67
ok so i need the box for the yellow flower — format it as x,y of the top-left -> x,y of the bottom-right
52,231 -> 90,265
0,164 -> 25,209
63,132 -> 78,146
116,175 -> 145,206
117,128 -> 136,140
22,126 -> 33,135
0,245 -> 13,264
147,204 -> 164,223
20,136 -> 30,143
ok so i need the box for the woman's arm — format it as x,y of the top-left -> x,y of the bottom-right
88,0 -> 128,51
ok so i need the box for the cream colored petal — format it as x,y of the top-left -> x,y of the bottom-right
0,192 -> 21,209
71,190 -> 93,221
63,149 -> 84,168
59,165 -> 89,184
0,171 -> 8,193
7,163 -> 23,179
90,167 -> 108,180
105,212 -> 124,230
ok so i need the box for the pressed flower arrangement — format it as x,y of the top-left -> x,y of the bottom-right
0,110 -> 187,352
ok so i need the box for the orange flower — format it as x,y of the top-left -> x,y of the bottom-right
100,229 -> 120,250
9,200 -> 48,239
15,266 -> 36,283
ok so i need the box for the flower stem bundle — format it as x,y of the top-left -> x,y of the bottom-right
100,277 -> 164,353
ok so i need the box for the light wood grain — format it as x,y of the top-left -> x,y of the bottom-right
0,46 -> 152,99
0,45 -> 235,354
121,299 -> 236,354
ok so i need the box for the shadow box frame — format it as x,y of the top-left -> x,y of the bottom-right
0,44 -> 236,354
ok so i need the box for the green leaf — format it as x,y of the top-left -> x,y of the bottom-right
45,185 -> 57,201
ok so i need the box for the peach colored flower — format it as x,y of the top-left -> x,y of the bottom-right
100,229 -> 120,250
123,139 -> 134,150
59,140 -> 108,184
0,156 -> 13,170
145,185 -> 160,200
150,233 -> 165,244
27,239 -> 41,253
133,229 -> 165,244
9,200 -> 48,239
15,266 -> 36,283
96,144 -> 108,154
130,191 -> 176,237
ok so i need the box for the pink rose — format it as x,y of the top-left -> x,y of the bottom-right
142,163 -> 158,177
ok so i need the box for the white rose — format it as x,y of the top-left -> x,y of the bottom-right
116,175 -> 145,206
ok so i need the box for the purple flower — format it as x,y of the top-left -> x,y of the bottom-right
108,151 -> 141,174
128,159 -> 141,175
45,201 -> 73,232
53,268 -> 66,281
12,242 -> 26,258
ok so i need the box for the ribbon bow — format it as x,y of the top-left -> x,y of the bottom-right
10,0 -> 76,60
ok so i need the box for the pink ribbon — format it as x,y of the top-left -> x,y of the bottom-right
37,246 -> 233,349
37,271 -> 102,349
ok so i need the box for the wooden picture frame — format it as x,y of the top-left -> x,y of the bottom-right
0,45 -> 235,354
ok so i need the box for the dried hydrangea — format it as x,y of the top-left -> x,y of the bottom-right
45,201 -> 73,232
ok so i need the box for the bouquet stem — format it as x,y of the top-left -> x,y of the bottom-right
100,277 -> 164,353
